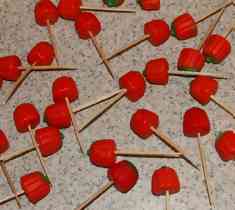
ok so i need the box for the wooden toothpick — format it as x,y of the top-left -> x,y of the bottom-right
165,191 -> 170,210
0,161 -> 21,208
75,181 -> 113,210
0,191 -> 24,205
169,71 -> 229,79
65,97 -> 84,154
20,65 -> 78,71
88,31 -> 114,79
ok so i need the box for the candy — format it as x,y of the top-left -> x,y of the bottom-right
144,19 -> 170,46
14,103 -> 40,133
44,102 -> 71,129
183,107 -> 210,137
58,0 -> 81,20
203,34 -> 231,64
144,58 -> 169,85
138,0 -> 160,10
190,76 -> 218,105
89,139 -> 116,168
215,131 -> 235,161
35,127 -> 63,157
35,0 -> 59,26
130,109 -> 159,139
27,41 -> 55,66
75,12 -> 101,40
0,130 -> 9,154
0,55 -> 22,81
20,171 -> 51,204
108,160 -> 138,193
52,76 -> 79,103
103,0 -> 125,7
171,13 -> 197,40
119,71 -> 146,102
177,48 -> 205,72
152,166 -> 180,196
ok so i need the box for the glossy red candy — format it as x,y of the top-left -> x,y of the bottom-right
177,48 -> 205,72
119,71 -> 146,102
0,130 -> 9,154
183,107 -> 210,137
108,160 -> 138,193
27,41 -> 55,66
44,102 -> 71,129
152,167 -> 180,196
0,55 -> 22,81
144,19 -> 170,46
203,34 -> 231,64
190,76 -> 218,105
130,109 -> 159,139
75,12 -> 101,40
138,0 -> 160,10
144,58 -> 169,85
215,131 -> 235,161
35,127 -> 63,157
58,0 -> 82,20
35,0 -> 59,26
89,139 -> 116,168
171,13 -> 197,40
14,103 -> 40,133
52,76 -> 79,103
20,171 -> 50,204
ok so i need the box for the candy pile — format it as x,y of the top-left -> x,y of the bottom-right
0,1 -> 235,210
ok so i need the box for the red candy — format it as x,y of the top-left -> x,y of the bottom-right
130,109 -> 159,139
35,127 -> 63,157
177,48 -> 205,72
75,12 -> 101,40
0,77 -> 3,88
152,167 -> 180,196
20,171 -> 51,204
14,103 -> 40,133
52,76 -> 79,103
144,19 -> 170,46
144,58 -> 169,85
215,131 -> 235,161
203,34 -> 231,64
108,160 -> 138,193
58,0 -> 81,20
119,71 -> 146,102
44,102 -> 71,129
190,76 -> 218,105
171,13 -> 197,40
35,0 -> 59,26
183,107 -> 210,137
89,139 -> 116,168
0,55 -> 22,81
0,130 -> 9,154
138,0 -> 160,10
27,41 -> 55,66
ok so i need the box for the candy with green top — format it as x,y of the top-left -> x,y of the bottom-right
103,0 -> 124,7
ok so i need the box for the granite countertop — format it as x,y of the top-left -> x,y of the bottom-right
0,0 -> 235,210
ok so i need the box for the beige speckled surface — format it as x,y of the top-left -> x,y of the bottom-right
0,0 -> 235,210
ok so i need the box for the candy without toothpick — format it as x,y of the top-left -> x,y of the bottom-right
138,0 -> 160,10
0,130 -> 9,154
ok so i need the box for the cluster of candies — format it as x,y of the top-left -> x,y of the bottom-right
0,0 -> 235,210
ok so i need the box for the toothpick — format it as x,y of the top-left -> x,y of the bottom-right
20,65 -> 78,71
0,191 -> 24,205
0,161 -> 21,208
104,34 -> 150,62
46,20 -> 60,66
65,97 -> 84,154
224,26 -> 234,38
165,191 -> 170,210
75,181 -> 113,210
28,125 -> 50,181
115,150 -> 181,158
88,31 -> 114,79
151,127 -> 199,170
197,134 -> 214,208
73,89 -> 126,113
169,71 -> 229,79
79,90 -> 125,132
210,95 -> 235,118
80,6 -> 136,13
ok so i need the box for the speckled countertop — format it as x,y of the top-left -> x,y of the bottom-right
0,0 -> 235,210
